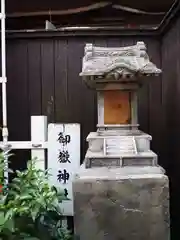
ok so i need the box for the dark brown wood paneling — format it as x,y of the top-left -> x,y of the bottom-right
162,16 -> 180,240
6,40 -> 30,172
162,18 -> 180,173
66,38 -> 83,123
54,37 -> 96,162
6,35 -> 163,170
147,39 -> 164,163
54,39 -> 68,122
66,38 -> 96,160
41,40 -> 55,123
6,35 -> 162,165
7,40 -> 30,140
27,40 -> 42,115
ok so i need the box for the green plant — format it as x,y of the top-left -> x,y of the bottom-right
0,153 -> 72,240
0,150 -> 13,194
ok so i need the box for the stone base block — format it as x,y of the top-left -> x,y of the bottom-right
73,167 -> 170,240
85,151 -> 157,168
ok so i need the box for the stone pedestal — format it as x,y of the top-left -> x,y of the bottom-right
73,42 -> 170,240
73,167 -> 170,240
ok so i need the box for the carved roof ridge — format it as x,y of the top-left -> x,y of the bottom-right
80,41 -> 161,77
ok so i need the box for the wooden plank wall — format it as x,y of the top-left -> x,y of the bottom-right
4,36 -> 163,169
162,16 -> 180,240
5,35 -> 163,170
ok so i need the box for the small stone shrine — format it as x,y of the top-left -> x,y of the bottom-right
73,42 -> 170,240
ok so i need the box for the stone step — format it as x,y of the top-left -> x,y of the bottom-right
87,132 -> 151,154
106,137 -> 137,155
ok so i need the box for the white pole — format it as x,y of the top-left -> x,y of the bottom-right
1,0 -> 7,125
31,116 -> 47,170
1,0 -> 9,182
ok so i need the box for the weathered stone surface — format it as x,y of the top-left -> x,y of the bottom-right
80,42 -> 161,78
85,150 -> 157,168
73,168 -> 170,240
75,41 -> 169,240
85,131 -> 156,167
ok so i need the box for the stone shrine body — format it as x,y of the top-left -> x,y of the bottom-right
81,41 -> 162,171
73,42 -> 170,240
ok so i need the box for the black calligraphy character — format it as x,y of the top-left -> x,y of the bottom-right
58,150 -> 71,163
57,132 -> 64,144
57,169 -> 70,184
64,188 -> 68,197
57,132 -> 71,146
64,134 -> 71,145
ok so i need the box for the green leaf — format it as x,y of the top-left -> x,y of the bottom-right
4,209 -> 14,222
12,178 -> 21,183
0,212 -> 5,226
18,207 -> 30,214
19,194 -> 33,201
3,218 -> 15,232
10,183 -> 21,192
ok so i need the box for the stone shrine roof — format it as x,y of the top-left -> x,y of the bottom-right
80,41 -> 161,79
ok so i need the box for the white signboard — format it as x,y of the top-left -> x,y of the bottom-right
48,123 -> 80,216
